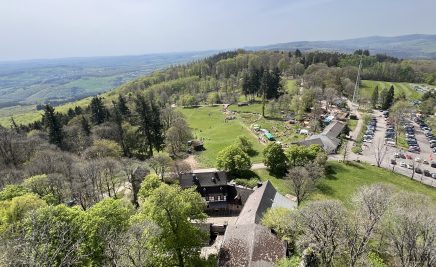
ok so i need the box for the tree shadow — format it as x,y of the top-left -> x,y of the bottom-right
316,183 -> 335,196
230,170 -> 260,180
247,150 -> 259,157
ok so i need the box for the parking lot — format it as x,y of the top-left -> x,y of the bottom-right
360,110 -> 436,187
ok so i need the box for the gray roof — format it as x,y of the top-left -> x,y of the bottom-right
218,181 -> 296,267
322,120 -> 346,139
180,171 -> 227,188
300,135 -> 340,154
218,224 -> 286,267
298,120 -> 344,154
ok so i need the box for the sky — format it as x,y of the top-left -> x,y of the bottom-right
0,0 -> 435,61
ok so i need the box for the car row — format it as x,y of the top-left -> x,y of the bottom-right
397,159 -> 436,178
415,118 -> 436,154
363,116 -> 377,143
384,118 -> 396,147
404,123 -> 421,153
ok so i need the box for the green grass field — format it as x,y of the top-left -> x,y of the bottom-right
255,161 -> 436,206
360,80 -> 422,100
178,106 -> 266,167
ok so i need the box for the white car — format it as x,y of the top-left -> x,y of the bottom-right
415,157 -> 421,162
386,141 -> 396,146
432,173 -> 436,179
400,162 -> 406,167
407,164 -> 414,170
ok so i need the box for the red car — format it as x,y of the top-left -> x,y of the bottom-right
405,154 -> 413,159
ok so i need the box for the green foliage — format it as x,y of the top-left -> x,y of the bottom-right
0,185 -> 30,201
367,252 -> 387,267
138,174 -> 162,199
0,194 -> 47,233
262,207 -> 295,241
180,94 -> 197,106
43,105 -> 65,148
277,256 -> 301,267
285,144 -> 324,168
263,142 -> 287,176
89,96 -> 108,125
216,145 -> 252,174
207,92 -> 220,105
82,198 -> 134,265
234,135 -> 255,155
22,174 -> 50,197
138,183 -> 207,266
84,139 -> 123,158
371,86 -> 379,108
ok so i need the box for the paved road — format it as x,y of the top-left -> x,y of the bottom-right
193,163 -> 266,173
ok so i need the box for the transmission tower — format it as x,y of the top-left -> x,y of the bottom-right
352,51 -> 363,104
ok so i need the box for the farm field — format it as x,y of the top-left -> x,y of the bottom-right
178,106 -> 266,167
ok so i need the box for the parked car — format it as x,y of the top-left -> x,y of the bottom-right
432,173 -> 436,179
391,159 -> 397,165
400,162 -> 406,167
415,168 -> 422,174
407,164 -> 414,170
423,160 -> 429,165
386,141 -> 396,146
424,170 -> 431,177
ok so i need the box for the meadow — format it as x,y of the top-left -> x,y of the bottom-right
359,80 -> 422,100
178,106 -> 266,167
254,161 -> 436,206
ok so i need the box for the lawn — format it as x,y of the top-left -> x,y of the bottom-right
360,80 -> 422,101
347,118 -> 358,131
254,161 -> 436,207
312,161 -> 436,206
178,106 -> 266,167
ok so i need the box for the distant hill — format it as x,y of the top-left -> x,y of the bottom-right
0,51 -> 215,108
247,34 -> 436,59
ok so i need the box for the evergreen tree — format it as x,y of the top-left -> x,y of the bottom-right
67,108 -> 75,118
260,70 -> 270,117
74,106 -> 83,115
116,94 -> 130,116
43,105 -> 64,148
382,85 -> 395,110
371,86 -> 379,108
90,96 -> 108,125
112,105 -> 130,157
134,94 -> 163,157
81,116 -> 91,136
295,49 -> 302,57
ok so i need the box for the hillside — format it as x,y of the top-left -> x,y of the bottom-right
248,34 -> 436,59
0,51 -> 215,109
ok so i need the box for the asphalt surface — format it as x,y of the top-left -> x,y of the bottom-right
357,110 -> 436,187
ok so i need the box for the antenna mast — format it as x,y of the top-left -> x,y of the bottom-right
352,51 -> 363,104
